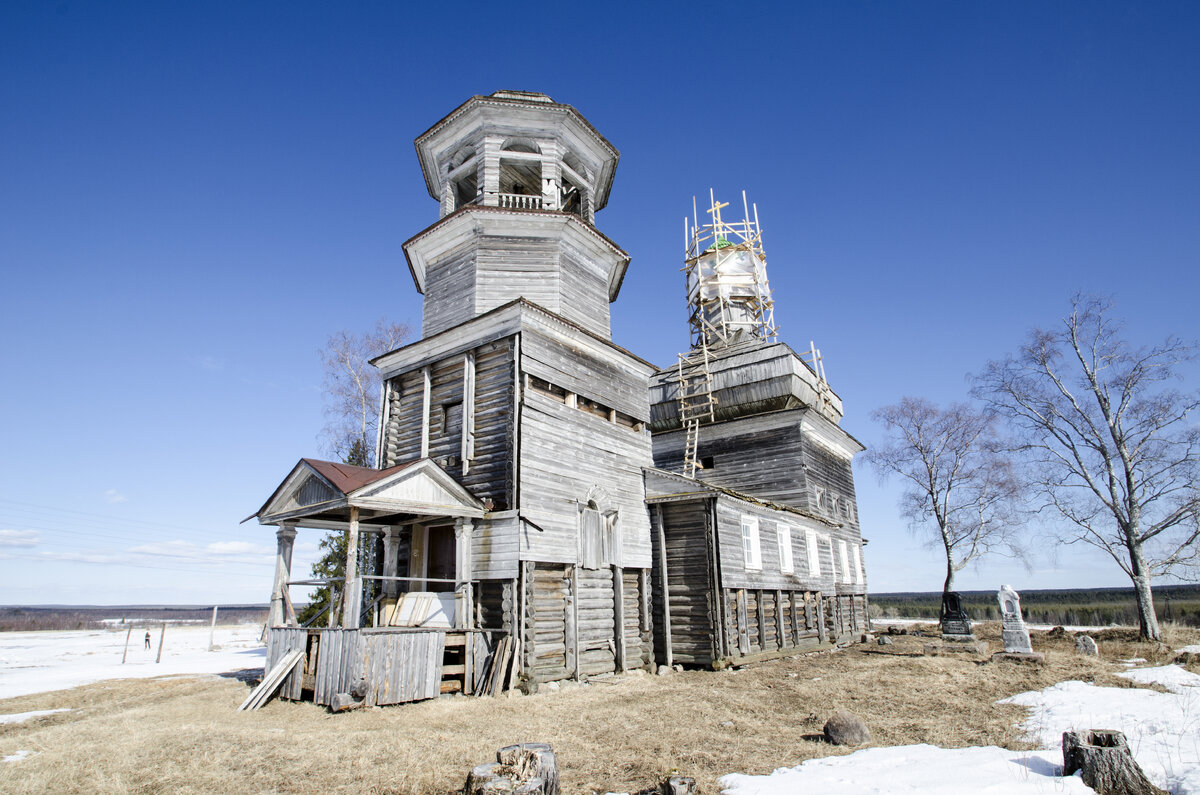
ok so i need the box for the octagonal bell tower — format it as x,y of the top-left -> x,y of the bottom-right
403,90 -> 629,339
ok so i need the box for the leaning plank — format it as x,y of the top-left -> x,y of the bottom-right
239,649 -> 304,711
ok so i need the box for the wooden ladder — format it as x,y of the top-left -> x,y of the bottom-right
677,343 -> 716,478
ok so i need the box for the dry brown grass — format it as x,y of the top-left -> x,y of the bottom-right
2,622 -> 1197,794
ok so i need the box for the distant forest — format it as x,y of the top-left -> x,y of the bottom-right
0,605 -> 268,632
870,584 -> 1200,627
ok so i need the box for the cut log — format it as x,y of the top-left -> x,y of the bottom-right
1062,730 -> 1166,795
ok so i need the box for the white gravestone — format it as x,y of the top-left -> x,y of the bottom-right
998,585 -> 1033,654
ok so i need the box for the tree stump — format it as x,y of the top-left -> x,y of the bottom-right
498,743 -> 558,795
1062,730 -> 1166,795
465,744 -> 557,795
661,775 -> 697,794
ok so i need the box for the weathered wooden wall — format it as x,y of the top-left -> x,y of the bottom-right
383,336 -> 515,510
650,501 -> 716,666
422,248 -> 478,338
520,560 -> 650,683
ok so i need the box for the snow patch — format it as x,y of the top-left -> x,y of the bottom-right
719,745 -> 1092,794
1001,666 -> 1200,794
0,708 -> 71,724
0,624 -> 265,700
3,750 -> 34,763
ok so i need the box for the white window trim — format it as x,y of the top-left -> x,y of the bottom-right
805,529 -> 821,576
838,539 -> 852,584
778,525 -> 794,574
852,544 -> 864,584
741,516 -> 762,571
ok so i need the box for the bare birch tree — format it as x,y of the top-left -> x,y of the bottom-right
974,295 -> 1200,641
320,318 -> 412,467
299,319 -> 411,626
867,397 -> 1024,595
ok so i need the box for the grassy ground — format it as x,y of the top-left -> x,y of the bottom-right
1,622 -> 1196,794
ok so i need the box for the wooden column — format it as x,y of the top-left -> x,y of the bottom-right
655,505 -> 672,668
420,366 -> 431,458
268,525 -> 297,627
342,508 -> 361,628
382,527 -> 401,598
481,135 -> 501,206
455,518 -> 475,629
540,141 -> 561,210
613,565 -> 626,672
462,352 -> 475,475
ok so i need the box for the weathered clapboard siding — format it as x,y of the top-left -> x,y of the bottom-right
803,438 -> 860,527
526,563 -> 571,682
475,236 -> 563,319
648,341 -> 845,431
713,497 -> 833,593
557,236 -> 613,338
359,630 -> 446,705
385,367 -> 426,467
422,247 -> 477,338
518,392 -> 652,568
383,336 -> 515,508
576,566 -> 616,676
654,412 -> 807,507
521,324 -> 650,421
264,627 -> 308,700
651,500 -> 715,665
466,338 -> 515,505
473,512 -> 520,579
314,629 -> 363,707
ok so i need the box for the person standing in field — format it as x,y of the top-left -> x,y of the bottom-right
144,631 -> 151,650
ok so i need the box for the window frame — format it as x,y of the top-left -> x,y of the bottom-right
741,515 -> 762,571
777,525 -> 794,574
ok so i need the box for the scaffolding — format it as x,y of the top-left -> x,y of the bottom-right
682,190 -> 777,349
674,191 -> 778,477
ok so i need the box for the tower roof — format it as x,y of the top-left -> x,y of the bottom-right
413,90 -> 620,212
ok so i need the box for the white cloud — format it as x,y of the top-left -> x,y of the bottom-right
194,354 -> 225,371
128,539 -> 273,565
0,529 -> 40,548
103,489 -> 127,504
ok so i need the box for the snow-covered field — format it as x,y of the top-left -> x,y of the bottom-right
722,663 -> 1200,794
0,623 -> 265,701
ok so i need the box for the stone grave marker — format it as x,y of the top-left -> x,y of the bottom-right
999,584 -> 1034,654
940,591 -> 974,638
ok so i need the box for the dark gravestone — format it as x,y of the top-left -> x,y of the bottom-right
940,591 -> 973,637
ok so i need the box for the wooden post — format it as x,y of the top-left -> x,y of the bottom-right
121,626 -> 132,664
655,505 -> 673,668
462,351 -> 475,476
420,366 -> 431,458
568,565 -> 579,680
382,527 -> 400,598
155,623 -> 166,663
816,591 -> 827,643
269,525 -> 297,627
342,507 -> 361,628
208,606 -> 218,651
613,565 -> 626,672
455,518 -> 474,629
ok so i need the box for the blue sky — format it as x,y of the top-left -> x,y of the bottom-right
1,2 -> 1198,604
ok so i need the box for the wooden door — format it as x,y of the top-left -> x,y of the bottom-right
426,525 -> 456,586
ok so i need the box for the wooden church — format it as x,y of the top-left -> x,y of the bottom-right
251,91 -> 869,706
